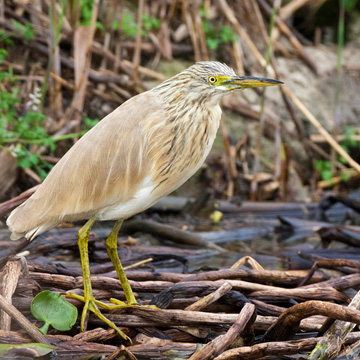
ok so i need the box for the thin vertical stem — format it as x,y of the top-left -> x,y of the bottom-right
39,0 -> 67,112
250,0 -> 279,200
133,0 -> 144,82
331,0 -> 345,173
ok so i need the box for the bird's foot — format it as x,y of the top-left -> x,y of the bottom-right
66,292 -> 130,340
109,297 -> 157,309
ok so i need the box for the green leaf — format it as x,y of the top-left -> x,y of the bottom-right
341,172 -> 351,182
31,291 -> 78,334
142,14 -> 160,31
17,156 -> 32,169
220,25 -> 236,43
122,12 -> 137,38
342,0 -> 358,11
84,117 -> 100,128
321,169 -> 333,181
112,20 -> 120,31
206,38 -> 220,50
12,21 -> 34,40
80,0 -> 94,26
96,21 -> 105,32
0,48 -> 8,64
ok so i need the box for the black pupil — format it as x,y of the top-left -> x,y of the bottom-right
210,77 -> 215,82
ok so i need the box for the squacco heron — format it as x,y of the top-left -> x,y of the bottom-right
7,62 -> 282,339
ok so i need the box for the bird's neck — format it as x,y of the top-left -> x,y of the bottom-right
151,85 -> 222,129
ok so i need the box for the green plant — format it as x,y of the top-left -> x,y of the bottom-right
0,30 -> 14,45
314,159 -> 333,182
202,20 -> 236,50
84,117 -> 100,128
0,18 -> 100,180
31,291 -> 78,334
121,12 -> 138,37
12,20 -> 35,40
0,49 -> 51,179
142,13 -> 160,31
120,12 -> 160,38
314,127 -> 359,182
79,0 -> 93,26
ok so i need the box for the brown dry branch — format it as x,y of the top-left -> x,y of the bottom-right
279,0 -> 314,19
309,290 -> 360,360
214,332 -> 360,360
282,86 -> 360,174
185,282 -> 232,312
72,327 -> 118,342
132,0 -> 144,83
216,0 -> 273,76
0,258 -> 23,330
301,272 -> 360,292
104,344 -> 137,360
182,268 -> 325,286
123,220 -> 224,252
299,259 -> 360,287
337,337 -> 360,359
0,150 -> 18,200
0,294 -> 49,344
26,267 -> 329,292
68,0 -> 99,131
189,303 -> 256,360
257,0 -> 317,73
263,300 -> 360,342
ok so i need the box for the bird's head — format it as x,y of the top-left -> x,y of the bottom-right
154,61 -> 283,106
191,61 -> 283,97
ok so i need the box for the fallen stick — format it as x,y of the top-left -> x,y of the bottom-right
189,303 -> 256,360
263,300 -> 360,342
214,332 -> 360,360
309,290 -> 360,360
0,294 -> 49,344
123,219 -> 225,252
185,282 -> 232,311
0,258 -> 23,330
282,86 -> 360,174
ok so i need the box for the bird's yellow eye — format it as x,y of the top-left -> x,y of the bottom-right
208,76 -> 217,84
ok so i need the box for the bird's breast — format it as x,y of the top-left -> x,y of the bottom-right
150,104 -> 222,198
98,103 -> 221,221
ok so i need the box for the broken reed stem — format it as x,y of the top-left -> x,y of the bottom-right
185,282 -> 232,311
282,86 -> 360,174
251,0 -> 278,200
214,333 -> 360,360
39,0 -> 67,112
309,290 -> 360,360
0,294 -> 50,344
0,259 -> 22,330
132,0 -> 144,82
216,0 -> 274,76
279,0 -> 313,19
189,303 -> 256,360
263,300 -> 360,342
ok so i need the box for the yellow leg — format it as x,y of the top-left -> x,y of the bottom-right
66,217 -> 129,340
106,220 -> 137,305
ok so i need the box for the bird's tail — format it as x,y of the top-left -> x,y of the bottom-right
6,200 -> 52,241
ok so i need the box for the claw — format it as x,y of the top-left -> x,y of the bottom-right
66,292 -> 130,341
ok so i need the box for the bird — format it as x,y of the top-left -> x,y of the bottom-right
7,61 -> 283,339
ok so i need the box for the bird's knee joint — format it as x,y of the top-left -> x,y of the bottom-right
78,227 -> 89,240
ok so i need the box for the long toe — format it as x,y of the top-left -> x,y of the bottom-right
66,292 -> 130,340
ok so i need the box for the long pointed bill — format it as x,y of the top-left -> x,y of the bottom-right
224,76 -> 283,89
